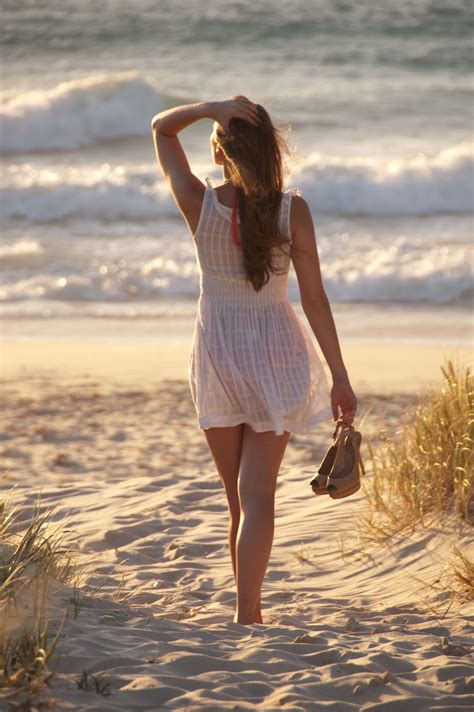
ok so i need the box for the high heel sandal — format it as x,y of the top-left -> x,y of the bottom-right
309,438 -> 338,495
326,423 -> 365,499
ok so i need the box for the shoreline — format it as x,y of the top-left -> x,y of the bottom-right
1,335 -> 470,396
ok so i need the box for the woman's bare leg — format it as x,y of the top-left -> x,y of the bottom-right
202,424 -> 264,622
234,424 -> 291,624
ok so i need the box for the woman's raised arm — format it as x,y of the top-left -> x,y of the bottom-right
151,102 -> 216,213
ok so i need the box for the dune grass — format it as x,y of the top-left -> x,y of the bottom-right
450,545 -> 474,603
0,488 -> 130,705
0,493 -> 73,701
359,358 -> 473,542
76,668 -> 112,697
1,618 -> 63,697
0,497 -> 74,611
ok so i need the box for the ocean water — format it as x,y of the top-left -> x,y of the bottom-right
1,0 -> 473,343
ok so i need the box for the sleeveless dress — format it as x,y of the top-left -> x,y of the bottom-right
187,175 -> 332,436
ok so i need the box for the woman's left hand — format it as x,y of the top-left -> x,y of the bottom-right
330,378 -> 358,426
212,96 -> 260,131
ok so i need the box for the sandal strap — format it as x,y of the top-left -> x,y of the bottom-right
332,420 -> 354,440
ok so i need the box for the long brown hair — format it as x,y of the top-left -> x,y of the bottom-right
215,105 -> 293,292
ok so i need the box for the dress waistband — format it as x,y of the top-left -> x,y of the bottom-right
200,275 -> 288,307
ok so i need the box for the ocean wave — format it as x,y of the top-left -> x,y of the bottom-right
0,239 -> 45,267
1,164 -> 174,222
0,237 -> 470,306
296,142 -> 474,215
0,72 -> 163,153
2,143 -> 472,222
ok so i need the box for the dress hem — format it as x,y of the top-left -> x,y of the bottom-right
197,406 -> 333,436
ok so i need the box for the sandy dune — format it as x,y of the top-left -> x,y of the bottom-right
1,342 -> 473,710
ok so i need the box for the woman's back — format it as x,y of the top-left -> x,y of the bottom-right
192,176 -> 300,308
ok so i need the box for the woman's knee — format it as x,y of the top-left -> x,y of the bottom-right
238,472 -> 277,510
237,425 -> 289,505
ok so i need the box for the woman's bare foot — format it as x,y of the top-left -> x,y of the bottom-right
233,595 -> 263,624
233,611 -> 254,624
254,598 -> 263,623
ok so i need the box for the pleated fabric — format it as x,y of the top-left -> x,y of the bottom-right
188,175 -> 332,435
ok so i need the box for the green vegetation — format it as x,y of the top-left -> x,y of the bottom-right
0,495 -> 71,702
360,358 -> 473,542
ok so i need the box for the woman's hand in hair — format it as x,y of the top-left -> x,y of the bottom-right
212,96 -> 260,131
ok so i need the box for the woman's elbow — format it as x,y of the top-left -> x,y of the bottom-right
151,115 -> 162,130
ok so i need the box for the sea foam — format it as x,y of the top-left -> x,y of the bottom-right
2,142 -> 473,223
1,72 -> 163,153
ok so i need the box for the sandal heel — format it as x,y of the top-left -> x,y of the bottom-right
310,442 -> 337,496
327,430 -> 362,500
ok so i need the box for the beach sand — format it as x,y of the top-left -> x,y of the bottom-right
1,332 -> 473,710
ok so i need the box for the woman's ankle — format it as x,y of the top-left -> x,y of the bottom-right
235,595 -> 262,624
233,611 -> 254,624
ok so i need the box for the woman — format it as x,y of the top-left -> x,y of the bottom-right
151,95 -> 357,625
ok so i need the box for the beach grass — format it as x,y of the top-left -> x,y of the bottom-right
450,545 -> 474,603
359,358 -> 473,543
1,617 -> 63,697
0,491 -> 72,699
0,497 -> 74,610
75,669 -> 112,697
0,487 -> 133,705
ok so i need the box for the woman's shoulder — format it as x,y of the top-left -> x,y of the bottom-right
289,191 -> 312,234
205,176 -> 217,188
284,186 -> 302,197
284,187 -> 305,217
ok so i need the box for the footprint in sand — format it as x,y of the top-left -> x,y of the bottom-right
164,540 -> 221,560
344,616 -> 367,632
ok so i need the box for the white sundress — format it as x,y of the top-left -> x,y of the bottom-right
188,175 -> 332,436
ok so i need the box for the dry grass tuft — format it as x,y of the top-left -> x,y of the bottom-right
0,491 -> 72,701
450,545 -> 474,602
359,358 -> 473,542
76,669 -> 112,697
0,498 -> 74,611
1,618 -> 62,694
0,487 -> 132,705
